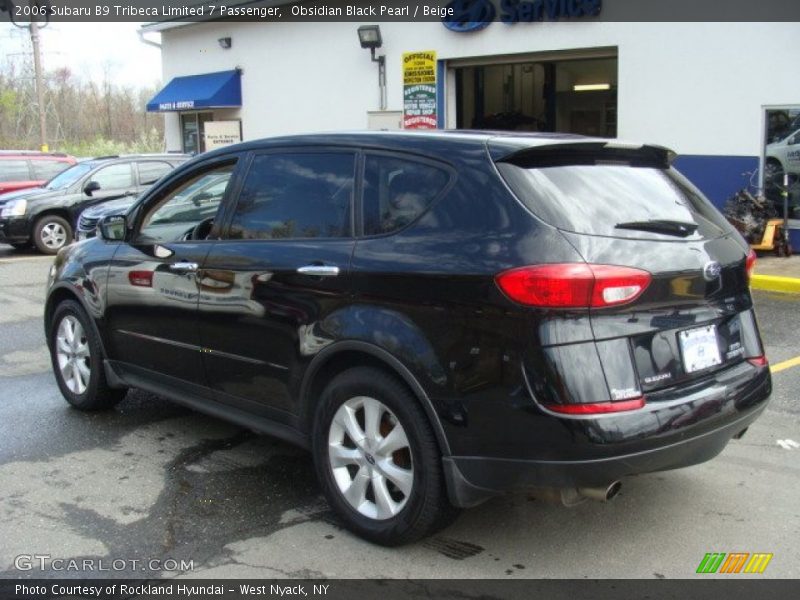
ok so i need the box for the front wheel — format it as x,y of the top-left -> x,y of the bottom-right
312,367 -> 458,545
33,215 -> 72,255
49,300 -> 126,411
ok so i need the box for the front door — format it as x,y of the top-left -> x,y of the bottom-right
198,149 -> 357,418
104,157 -> 241,384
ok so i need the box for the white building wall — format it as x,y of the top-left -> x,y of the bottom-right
159,21 -> 800,157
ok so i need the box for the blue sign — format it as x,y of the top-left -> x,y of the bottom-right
442,0 -> 496,32
443,0 -> 602,31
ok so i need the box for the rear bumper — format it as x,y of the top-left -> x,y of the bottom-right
443,361 -> 771,507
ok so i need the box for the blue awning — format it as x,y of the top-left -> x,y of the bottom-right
146,70 -> 241,112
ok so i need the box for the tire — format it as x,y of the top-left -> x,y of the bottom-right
33,215 -> 72,255
312,367 -> 459,546
48,300 -> 126,411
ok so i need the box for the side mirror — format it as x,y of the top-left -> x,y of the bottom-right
99,215 -> 127,241
84,181 -> 101,196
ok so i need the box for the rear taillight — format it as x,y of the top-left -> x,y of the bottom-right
543,396 -> 646,415
745,249 -> 757,282
495,263 -> 652,308
747,355 -> 768,368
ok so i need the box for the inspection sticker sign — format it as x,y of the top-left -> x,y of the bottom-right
403,51 -> 437,129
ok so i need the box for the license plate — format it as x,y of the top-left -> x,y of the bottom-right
76,232 -> 87,241
679,325 -> 722,373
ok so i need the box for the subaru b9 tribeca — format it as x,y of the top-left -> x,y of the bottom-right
45,131 -> 771,545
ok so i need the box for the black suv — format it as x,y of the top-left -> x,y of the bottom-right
44,132 -> 771,545
0,154 -> 188,254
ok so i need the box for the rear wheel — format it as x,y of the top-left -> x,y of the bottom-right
312,367 -> 458,545
49,300 -> 126,411
33,215 -> 72,255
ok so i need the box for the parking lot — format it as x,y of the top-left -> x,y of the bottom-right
0,246 -> 798,580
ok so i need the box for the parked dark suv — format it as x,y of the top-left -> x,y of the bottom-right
0,154 -> 188,254
44,132 -> 771,545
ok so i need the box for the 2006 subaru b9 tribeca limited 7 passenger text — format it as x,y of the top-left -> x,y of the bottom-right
44,131 -> 771,545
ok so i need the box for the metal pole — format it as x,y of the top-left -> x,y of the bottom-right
783,172 -> 790,249
30,19 -> 48,151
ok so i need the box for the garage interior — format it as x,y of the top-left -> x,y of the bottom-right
454,54 -> 618,137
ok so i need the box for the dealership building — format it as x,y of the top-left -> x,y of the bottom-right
141,4 -> 800,244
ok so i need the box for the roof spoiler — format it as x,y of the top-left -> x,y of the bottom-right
495,141 -> 677,169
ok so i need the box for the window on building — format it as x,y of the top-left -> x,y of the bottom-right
362,155 -> 450,235
454,55 -> 618,137
227,153 -> 355,240
181,112 -> 214,154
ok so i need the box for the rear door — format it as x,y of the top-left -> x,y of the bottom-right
495,142 -> 763,400
197,148 -> 357,419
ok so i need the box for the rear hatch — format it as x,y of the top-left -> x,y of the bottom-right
493,140 -> 765,406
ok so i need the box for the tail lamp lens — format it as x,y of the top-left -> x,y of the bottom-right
746,249 -> 757,282
496,264 -> 652,308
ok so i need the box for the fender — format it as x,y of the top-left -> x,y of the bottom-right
300,340 -> 452,456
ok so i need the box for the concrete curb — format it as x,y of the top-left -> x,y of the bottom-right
751,274 -> 800,294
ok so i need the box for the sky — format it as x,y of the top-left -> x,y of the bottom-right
0,22 -> 163,89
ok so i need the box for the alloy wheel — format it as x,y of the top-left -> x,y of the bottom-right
328,396 -> 414,520
41,221 -> 68,250
56,315 -> 91,395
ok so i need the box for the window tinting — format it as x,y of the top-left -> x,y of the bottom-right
91,163 -> 134,190
32,160 -> 70,182
140,164 -> 234,243
497,163 -> 731,240
0,160 -> 30,182
138,161 -> 173,186
228,153 -> 354,240
362,155 -> 449,235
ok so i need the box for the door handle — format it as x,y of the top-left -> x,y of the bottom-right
296,265 -> 340,277
169,261 -> 199,273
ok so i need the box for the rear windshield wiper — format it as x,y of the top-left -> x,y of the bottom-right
614,219 -> 698,237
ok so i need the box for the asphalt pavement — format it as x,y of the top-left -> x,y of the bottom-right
0,245 -> 798,580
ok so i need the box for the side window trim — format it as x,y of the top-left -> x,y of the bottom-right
131,153 -> 245,242
357,150 -> 456,238
218,145 -> 359,242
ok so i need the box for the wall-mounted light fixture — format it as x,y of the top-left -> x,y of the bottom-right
357,25 -> 386,111
218,37 -> 232,49
573,83 -> 610,92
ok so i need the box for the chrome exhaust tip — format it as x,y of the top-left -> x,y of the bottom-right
577,481 -> 622,502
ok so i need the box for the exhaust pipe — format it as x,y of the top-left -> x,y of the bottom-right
577,481 -> 622,502
528,481 -> 622,506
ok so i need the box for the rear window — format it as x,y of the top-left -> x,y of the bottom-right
497,162 -> 732,240
0,160 -> 30,182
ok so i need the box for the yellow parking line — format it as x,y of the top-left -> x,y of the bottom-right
751,274 -> 800,294
771,355 -> 800,374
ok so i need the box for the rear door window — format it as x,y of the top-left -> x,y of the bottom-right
227,152 -> 355,240
362,155 -> 450,235
137,161 -> 174,186
497,160 -> 731,240
32,160 -> 70,181
0,160 -> 31,182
